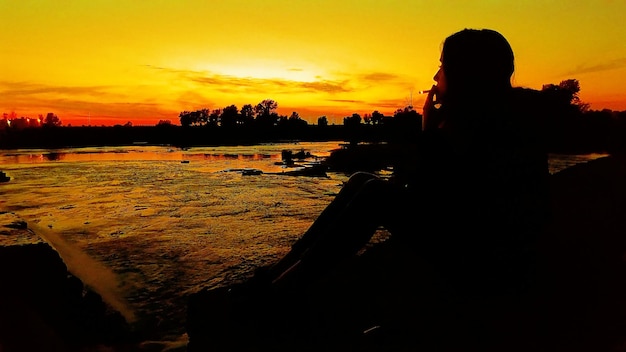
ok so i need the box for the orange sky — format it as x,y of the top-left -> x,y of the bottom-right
1,1 -> 625,126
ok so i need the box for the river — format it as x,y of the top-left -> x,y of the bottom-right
0,142 -> 608,346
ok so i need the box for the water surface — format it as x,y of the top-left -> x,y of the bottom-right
0,143 -> 608,342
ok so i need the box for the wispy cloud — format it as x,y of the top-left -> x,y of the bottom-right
564,57 -> 626,76
0,80 -> 175,120
145,65 -> 353,95
0,81 -> 119,98
298,81 -> 349,94
369,99 -> 407,109
359,72 -> 400,83
327,99 -> 365,104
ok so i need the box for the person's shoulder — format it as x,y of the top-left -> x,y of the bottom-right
508,87 -> 556,116
512,86 -> 560,107
510,87 -> 543,103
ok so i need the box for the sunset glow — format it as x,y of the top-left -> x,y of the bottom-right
2,1 -> 625,125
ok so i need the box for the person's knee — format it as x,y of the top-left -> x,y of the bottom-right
347,171 -> 378,185
337,172 -> 379,194
362,176 -> 389,192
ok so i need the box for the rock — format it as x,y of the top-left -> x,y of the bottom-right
0,212 -> 42,244
4,220 -> 27,229
0,170 -> 10,182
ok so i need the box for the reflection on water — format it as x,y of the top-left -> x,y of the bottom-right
547,152 -> 609,174
1,144 -> 333,175
4,148 -> 276,164
2,146 -> 607,175
0,142 -> 346,342
0,143 -> 609,342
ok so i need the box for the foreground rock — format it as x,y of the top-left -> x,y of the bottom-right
186,155 -> 626,352
0,212 -> 138,352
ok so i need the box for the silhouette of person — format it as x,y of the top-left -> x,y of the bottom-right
258,28 -> 551,295
188,28 -> 552,351
414,29 -> 552,296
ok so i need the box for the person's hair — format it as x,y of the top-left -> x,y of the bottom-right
442,28 -> 514,103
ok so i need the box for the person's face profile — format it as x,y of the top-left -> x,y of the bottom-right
433,54 -> 447,97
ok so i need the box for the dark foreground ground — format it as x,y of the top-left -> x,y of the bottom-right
187,155 -> 626,352
1,155 -> 625,351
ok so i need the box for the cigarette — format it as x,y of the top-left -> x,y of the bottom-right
418,89 -> 431,94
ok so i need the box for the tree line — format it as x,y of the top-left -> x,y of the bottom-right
0,112 -> 61,129
1,79 -> 626,153
175,99 -> 421,129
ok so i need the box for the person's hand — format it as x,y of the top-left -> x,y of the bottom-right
422,85 -> 442,131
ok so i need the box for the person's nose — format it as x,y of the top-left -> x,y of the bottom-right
433,68 -> 441,82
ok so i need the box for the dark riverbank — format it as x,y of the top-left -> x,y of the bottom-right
187,155 -> 626,352
1,152 -> 623,351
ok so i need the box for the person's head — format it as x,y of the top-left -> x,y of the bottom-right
436,28 -> 514,102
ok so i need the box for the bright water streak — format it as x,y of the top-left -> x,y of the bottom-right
0,142 -> 350,340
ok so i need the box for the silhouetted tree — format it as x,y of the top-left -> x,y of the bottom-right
541,79 -> 596,152
343,113 -> 361,127
180,109 -> 209,127
220,105 -> 239,128
240,104 -> 255,126
179,111 -> 193,127
255,99 -> 279,127
43,112 -> 61,127
363,113 -> 372,125
317,116 -> 328,126
283,111 -> 307,128
393,106 -> 421,122
391,107 -> 422,142
255,99 -> 278,117
343,113 -> 362,146
371,111 -> 384,125
542,79 -> 589,113
198,109 -> 210,126
10,117 -> 29,129
27,117 -> 40,127
288,111 -> 300,121
156,120 -> 173,126
277,114 -> 288,126
208,109 -> 221,127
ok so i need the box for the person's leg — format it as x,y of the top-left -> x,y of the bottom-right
262,171 -> 381,280
211,175 -> 406,350
292,171 -> 380,249
272,176 -> 400,288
